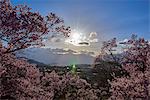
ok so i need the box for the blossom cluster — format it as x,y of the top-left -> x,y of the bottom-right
109,36 -> 150,100
0,42 -> 99,100
0,0 -> 70,53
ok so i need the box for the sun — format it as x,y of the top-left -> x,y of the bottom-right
72,33 -> 80,42
65,30 -> 83,46
65,29 -> 90,46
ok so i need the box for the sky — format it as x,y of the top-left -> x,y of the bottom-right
11,0 -> 149,65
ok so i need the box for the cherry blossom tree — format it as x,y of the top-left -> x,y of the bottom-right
0,41 -> 42,99
0,41 -> 100,100
0,0 -> 100,100
109,36 -> 150,100
0,0 -> 70,54
41,71 -> 99,100
101,38 -> 118,62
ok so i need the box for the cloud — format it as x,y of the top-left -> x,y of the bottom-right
80,51 -> 95,56
121,39 -> 128,43
48,37 -> 62,42
50,48 -> 95,56
21,48 -> 95,65
88,32 -> 98,43
65,31 -> 98,46
118,38 -> 128,45
51,48 -> 77,54
43,31 -> 99,47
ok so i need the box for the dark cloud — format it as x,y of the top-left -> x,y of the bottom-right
78,42 -> 89,46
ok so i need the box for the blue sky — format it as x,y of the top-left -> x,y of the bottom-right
11,0 -> 149,40
11,0 -> 150,64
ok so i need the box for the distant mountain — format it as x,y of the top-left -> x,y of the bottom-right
16,47 -> 123,66
17,56 -> 46,66
27,58 -> 46,66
